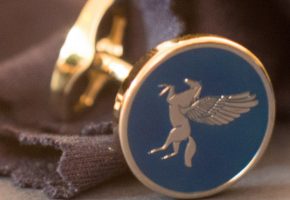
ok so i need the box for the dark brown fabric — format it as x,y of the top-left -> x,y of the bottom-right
0,0 -> 289,199
0,34 -> 128,197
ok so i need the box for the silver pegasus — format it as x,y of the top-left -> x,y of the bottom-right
148,78 -> 258,167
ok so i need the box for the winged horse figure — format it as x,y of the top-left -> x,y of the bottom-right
148,78 -> 258,167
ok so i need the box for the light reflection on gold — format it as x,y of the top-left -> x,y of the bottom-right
94,53 -> 132,82
59,27 -> 94,64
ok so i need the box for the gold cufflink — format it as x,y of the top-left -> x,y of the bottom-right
50,0 -> 132,120
50,0 -> 275,198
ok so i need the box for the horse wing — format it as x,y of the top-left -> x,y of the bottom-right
183,92 -> 258,125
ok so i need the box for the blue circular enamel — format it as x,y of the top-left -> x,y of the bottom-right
122,42 -> 274,197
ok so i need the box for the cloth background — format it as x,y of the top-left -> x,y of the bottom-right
0,0 -> 289,199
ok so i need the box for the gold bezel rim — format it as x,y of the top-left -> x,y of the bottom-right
118,35 -> 276,199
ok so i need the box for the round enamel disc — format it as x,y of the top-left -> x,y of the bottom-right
118,36 -> 275,199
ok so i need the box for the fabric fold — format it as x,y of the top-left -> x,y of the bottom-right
0,125 -> 127,198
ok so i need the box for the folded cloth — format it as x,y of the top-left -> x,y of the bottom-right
0,0 -> 289,199
0,33 -> 128,198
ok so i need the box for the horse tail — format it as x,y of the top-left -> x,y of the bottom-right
184,136 -> 196,167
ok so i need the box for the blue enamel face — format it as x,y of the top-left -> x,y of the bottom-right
125,47 -> 270,194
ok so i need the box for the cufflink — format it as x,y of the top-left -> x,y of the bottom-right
50,0 -> 275,198
117,36 -> 275,198
50,0 -> 132,119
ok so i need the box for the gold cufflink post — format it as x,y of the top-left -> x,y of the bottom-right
50,0 -> 132,120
